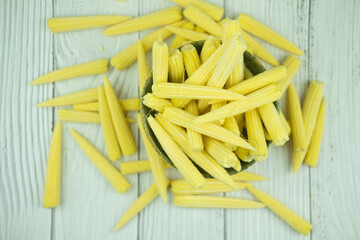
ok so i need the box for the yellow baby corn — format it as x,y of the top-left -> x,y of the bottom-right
104,7 -> 182,36
120,160 -> 171,175
170,22 -> 195,49
73,98 -> 140,112
241,30 -> 279,66
288,84 -> 306,151
210,102 -> 226,125
181,44 -> 202,76
29,59 -> 108,85
147,116 -> 206,189
244,67 -> 253,79
58,109 -> 100,123
195,25 -> 206,33
98,87 -> 121,161
236,113 -> 246,132
198,35 -> 247,111
37,87 -> 98,107
171,39 -> 232,108
155,114 -> 237,188
166,26 -> 210,41
200,38 -> 218,63
43,122 -> 62,208
104,75 -> 136,156
235,147 -> 252,162
279,55 -> 302,95
153,83 -> 248,101
137,41 -> 150,95
172,0 -> 224,21
183,4 -> 223,38
239,14 -> 304,55
137,113 -> 168,203
227,66 -> 287,96
168,49 -> 185,83
171,179 -> 249,195
163,107 -> 254,150
143,93 -> 173,113
222,20 -> 241,42
196,83 -> 281,123
280,111 -> 291,136
223,116 -> 240,151
264,128 -> 272,141
245,109 -> 268,161
204,136 -> 238,168
111,20 -> 186,70
231,171 -> 267,181
114,181 -> 170,231
70,129 -> 130,193
174,195 -> 265,209
152,39 -> 169,84
232,158 -> 242,172
247,185 -> 312,235
258,103 -> 289,146
47,15 -> 132,33
185,100 -> 204,152
305,99 -> 326,167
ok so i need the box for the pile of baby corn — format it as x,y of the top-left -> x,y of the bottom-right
32,0 -> 326,236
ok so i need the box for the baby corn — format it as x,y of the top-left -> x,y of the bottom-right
171,179 -> 249,195
114,181 -> 169,231
98,87 -> 121,161
288,84 -> 306,151
104,75 -> 136,156
247,185 -> 312,235
37,87 -> 98,107
195,25 -> 206,33
104,7 -> 182,36
204,136 -> 238,168
166,26 -> 210,41
183,4 -> 223,37
147,116 -> 206,189
235,147 -> 253,162
170,22 -> 195,49
305,99 -> 326,167
143,93 -> 173,113
73,98 -> 140,112
111,20 -> 186,70
258,103 -> 289,146
120,160 -> 171,175
231,171 -> 267,181
155,114 -> 237,188
152,82 -> 248,101
174,195 -> 265,209
47,15 -> 132,33
195,83 -> 281,123
279,55 -> 302,95
200,36 -> 220,63
241,30 -> 279,66
168,49 -> 185,83
137,114 -> 168,203
137,41 -> 150,95
181,44 -> 202,76
185,100 -> 204,152
163,107 -> 254,150
280,111 -> 291,136
239,14 -> 304,55
171,0 -> 224,21
58,109 -> 100,123
43,122 -> 62,208
152,39 -> 169,84
223,116 -> 241,150
70,129 -> 130,193
29,59 -> 108,85
245,109 -> 268,161
210,102 -> 226,125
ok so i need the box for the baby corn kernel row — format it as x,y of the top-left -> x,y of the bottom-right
33,0 -> 326,236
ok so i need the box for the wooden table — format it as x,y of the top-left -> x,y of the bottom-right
1,0 -> 359,239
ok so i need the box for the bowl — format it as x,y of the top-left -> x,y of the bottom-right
140,40 -> 278,177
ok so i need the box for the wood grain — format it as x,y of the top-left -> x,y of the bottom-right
0,0 -> 53,239
309,0 -> 360,239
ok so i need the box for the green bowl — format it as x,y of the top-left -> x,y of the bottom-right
140,40 -> 277,177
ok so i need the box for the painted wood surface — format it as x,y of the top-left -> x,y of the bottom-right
0,0 -> 359,239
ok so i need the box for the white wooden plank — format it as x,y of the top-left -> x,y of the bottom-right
137,0 -> 225,239
309,1 -> 360,239
51,0 -> 139,239
0,0 -> 53,239
224,0 -> 311,239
